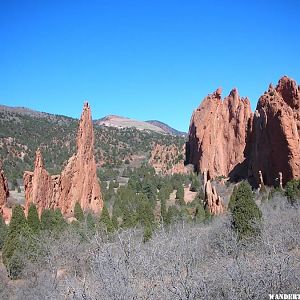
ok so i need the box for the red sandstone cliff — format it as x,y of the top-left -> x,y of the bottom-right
24,102 -> 103,217
250,76 -> 300,186
186,87 -> 252,179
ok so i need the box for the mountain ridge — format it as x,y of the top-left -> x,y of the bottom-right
0,105 -> 185,136
146,120 -> 187,136
95,114 -> 186,136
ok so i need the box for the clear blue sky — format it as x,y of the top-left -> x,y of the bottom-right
0,0 -> 299,132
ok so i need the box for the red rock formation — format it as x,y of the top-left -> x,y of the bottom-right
187,76 -> 300,187
24,102 -> 103,217
186,87 -> 252,179
203,169 -> 225,215
250,76 -> 300,186
24,148 -> 54,216
58,102 -> 103,215
0,162 -> 9,218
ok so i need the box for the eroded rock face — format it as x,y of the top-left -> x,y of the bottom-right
59,102 -> 103,215
24,102 -> 103,216
24,149 -> 54,215
0,162 -> 9,219
249,76 -> 300,186
203,169 -> 225,215
187,76 -> 300,187
186,87 -> 252,179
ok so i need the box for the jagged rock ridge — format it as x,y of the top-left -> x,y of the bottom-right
187,76 -> 300,187
24,102 -> 103,216
249,76 -> 300,186
186,87 -> 252,179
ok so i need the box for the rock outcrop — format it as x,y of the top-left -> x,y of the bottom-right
24,102 -> 103,217
249,76 -> 300,186
203,169 -> 225,215
58,102 -> 103,215
149,144 -> 187,175
0,162 -> 9,218
186,87 -> 252,179
24,149 -> 54,215
187,76 -> 300,187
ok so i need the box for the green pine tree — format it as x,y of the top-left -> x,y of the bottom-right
0,214 -> 7,250
143,222 -> 152,243
52,208 -> 67,232
194,203 -> 206,223
231,181 -> 262,239
285,179 -> 300,204
3,226 -> 33,279
190,176 -> 200,192
166,205 -> 180,224
86,213 -> 96,235
176,185 -> 185,205
142,178 -> 157,203
204,206 -> 212,222
27,203 -> 40,233
41,208 -> 67,233
2,205 -> 33,278
160,197 -> 167,222
136,194 -> 155,227
41,209 -> 53,231
6,204 -> 27,236
228,185 -> 238,211
99,205 -> 114,233
111,210 -> 119,229
74,202 -> 84,222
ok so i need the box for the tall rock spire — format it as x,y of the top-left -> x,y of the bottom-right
24,148 -> 53,216
77,102 -> 94,158
59,101 -> 103,215
24,102 -> 103,217
0,161 -> 9,215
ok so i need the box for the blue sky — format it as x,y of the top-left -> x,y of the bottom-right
0,0 -> 299,132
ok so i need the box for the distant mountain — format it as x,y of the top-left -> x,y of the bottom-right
95,115 -> 165,133
0,106 -> 184,136
146,120 -> 187,137
96,115 -> 186,136
0,105 -> 74,125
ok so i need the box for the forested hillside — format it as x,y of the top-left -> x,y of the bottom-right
0,106 -> 185,182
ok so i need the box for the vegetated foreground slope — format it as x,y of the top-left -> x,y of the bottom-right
0,105 -> 185,181
0,195 -> 299,300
